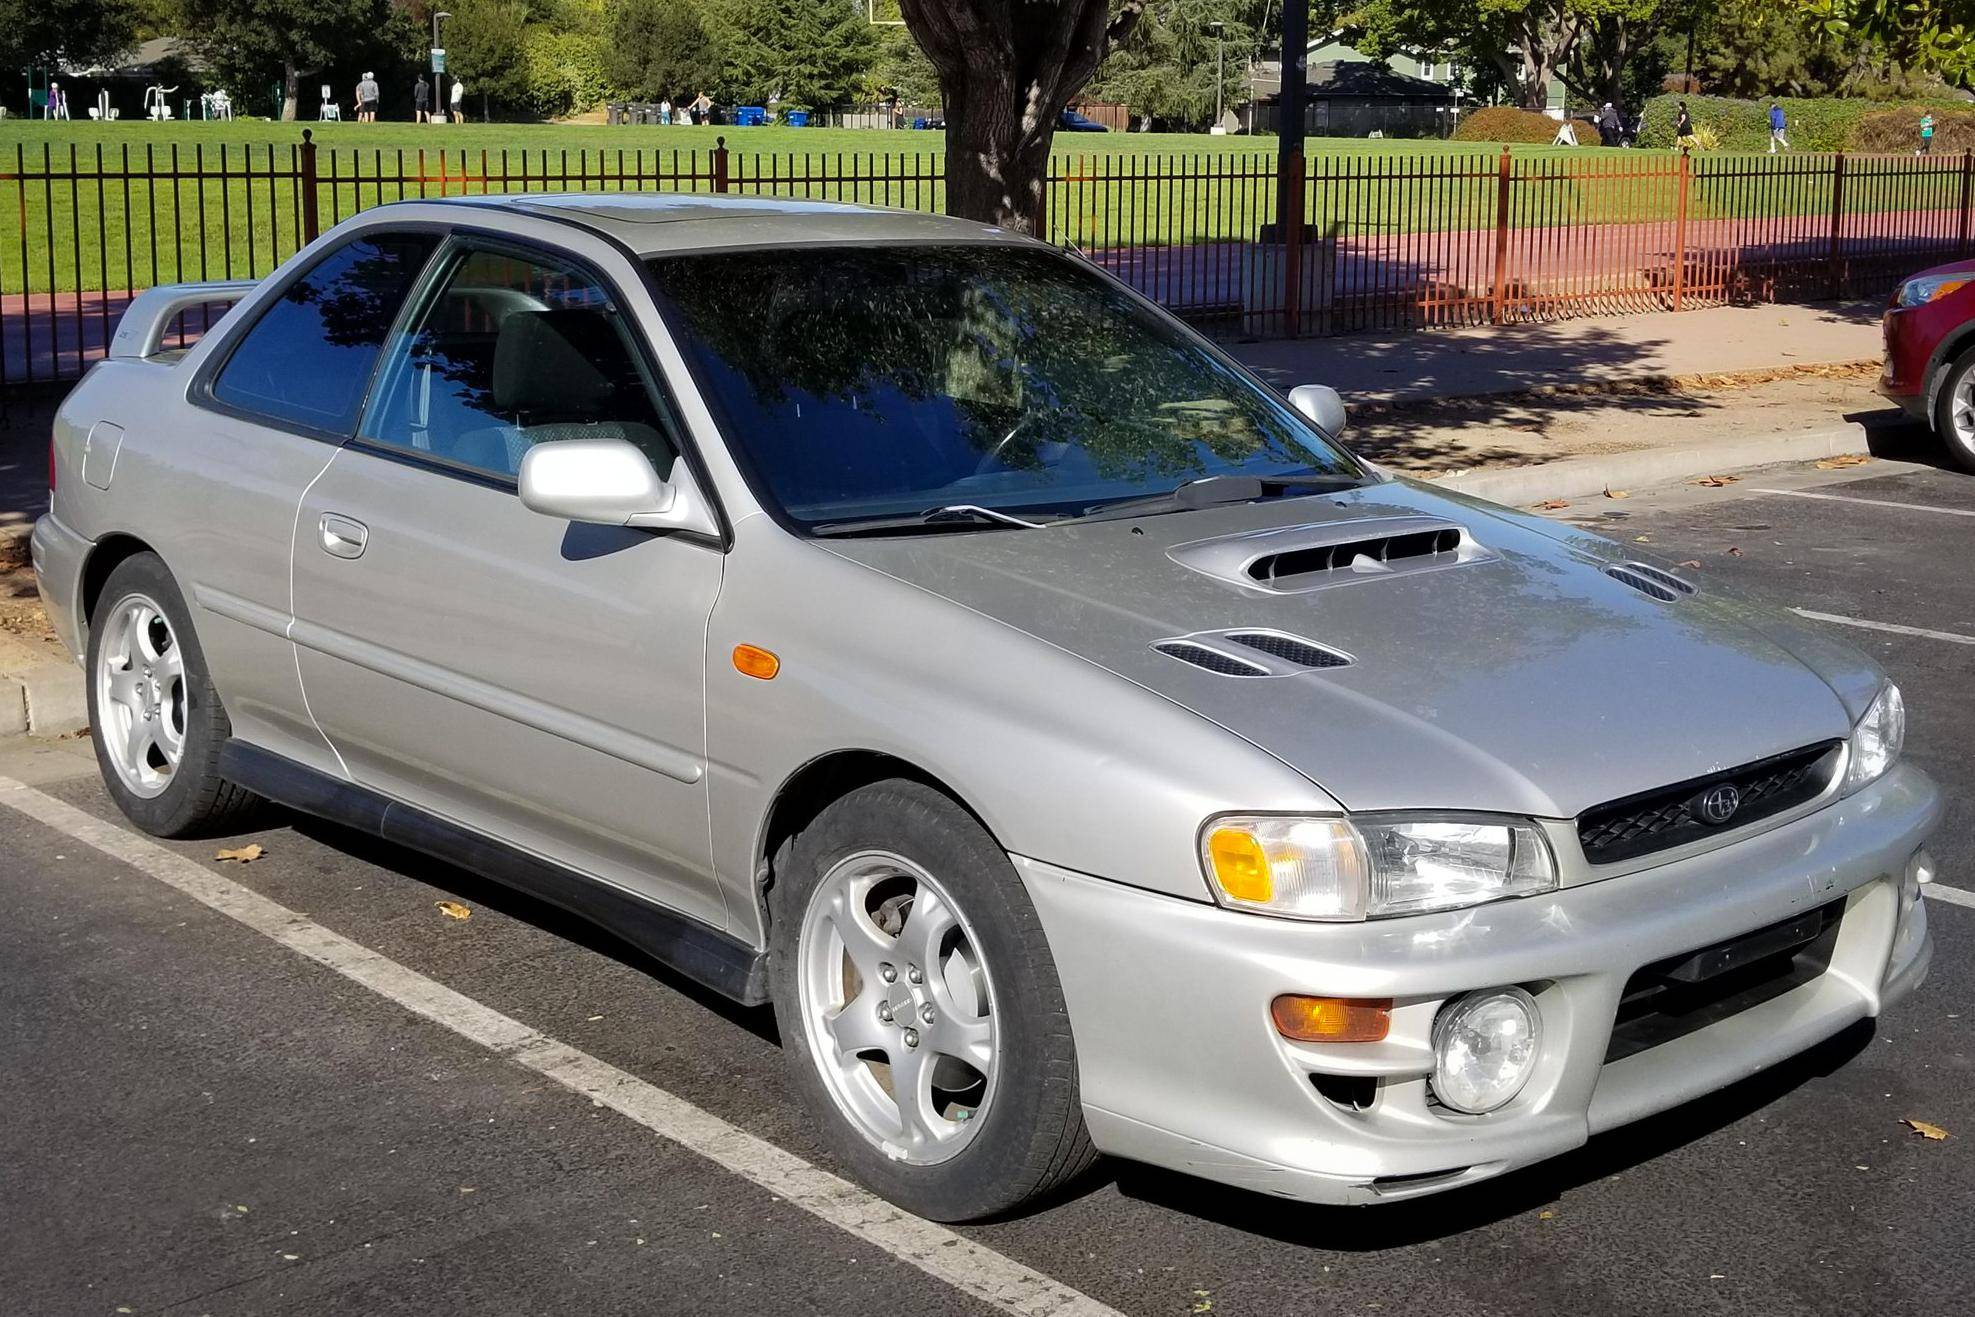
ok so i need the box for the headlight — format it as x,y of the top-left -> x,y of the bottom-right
1841,682 -> 1904,793
1201,814 -> 1557,921
1895,273 -> 1971,308
1432,987 -> 1542,1114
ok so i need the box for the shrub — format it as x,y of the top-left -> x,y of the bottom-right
1855,107 -> 1975,153
1638,93 -> 1973,152
523,26 -> 607,119
1454,106 -> 1599,146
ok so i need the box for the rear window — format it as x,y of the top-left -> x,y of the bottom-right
211,233 -> 437,435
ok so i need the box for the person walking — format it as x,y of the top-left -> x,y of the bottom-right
450,77 -> 466,123
1768,102 -> 1790,154
1675,101 -> 1698,152
356,71 -> 379,123
659,97 -> 672,125
414,74 -> 430,123
1597,102 -> 1620,147
690,91 -> 712,125
1919,112 -> 1936,155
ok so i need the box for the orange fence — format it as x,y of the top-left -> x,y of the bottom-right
4,135 -> 1967,386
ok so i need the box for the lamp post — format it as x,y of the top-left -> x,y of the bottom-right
1210,21 -> 1226,131
432,10 -> 452,121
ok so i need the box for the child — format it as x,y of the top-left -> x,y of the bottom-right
1920,112 -> 1935,155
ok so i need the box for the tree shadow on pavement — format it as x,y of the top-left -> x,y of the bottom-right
285,811 -> 783,1046
1106,1019 -> 1874,1247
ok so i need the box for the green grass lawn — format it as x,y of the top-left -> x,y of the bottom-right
0,118 -> 1959,294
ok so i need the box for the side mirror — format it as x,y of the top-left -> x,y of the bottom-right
518,439 -> 719,537
1288,384 -> 1347,439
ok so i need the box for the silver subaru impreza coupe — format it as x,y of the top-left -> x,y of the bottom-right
36,194 -> 1936,1221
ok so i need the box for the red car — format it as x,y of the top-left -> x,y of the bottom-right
1881,259 -> 1975,471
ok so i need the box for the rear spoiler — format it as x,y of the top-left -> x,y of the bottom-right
107,280 -> 259,362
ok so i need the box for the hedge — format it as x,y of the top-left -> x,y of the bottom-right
1637,93 -> 1972,152
1454,105 -> 1599,146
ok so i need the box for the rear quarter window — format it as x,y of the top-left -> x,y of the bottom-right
210,233 -> 437,435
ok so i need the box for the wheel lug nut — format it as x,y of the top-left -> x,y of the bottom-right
919,1004 -> 935,1025
877,1003 -> 893,1023
907,965 -> 923,985
902,1028 -> 919,1048
879,963 -> 896,983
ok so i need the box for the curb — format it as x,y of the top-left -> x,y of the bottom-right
1424,423 -> 1875,507
0,662 -> 87,739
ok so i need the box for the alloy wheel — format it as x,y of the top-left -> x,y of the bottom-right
94,593 -> 187,799
796,850 -> 998,1165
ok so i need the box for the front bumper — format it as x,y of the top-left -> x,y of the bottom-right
1016,762 -> 1939,1205
30,512 -> 90,664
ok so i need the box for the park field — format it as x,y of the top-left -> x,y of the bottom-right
0,117 -> 1957,295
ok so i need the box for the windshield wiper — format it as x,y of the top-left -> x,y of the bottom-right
809,504 -> 1052,537
1076,473 -> 1361,522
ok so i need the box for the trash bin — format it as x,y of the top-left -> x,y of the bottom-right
606,102 -> 627,125
735,105 -> 766,127
787,109 -> 809,128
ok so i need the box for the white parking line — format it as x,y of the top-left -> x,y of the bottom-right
1791,608 -> 1975,647
1753,487 -> 1975,518
1926,883 -> 1975,911
0,778 -> 1122,1317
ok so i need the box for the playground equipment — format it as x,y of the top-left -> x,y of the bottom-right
144,84 -> 179,121
319,85 -> 341,120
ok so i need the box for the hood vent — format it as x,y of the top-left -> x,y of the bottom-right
1224,630 -> 1352,669
1168,516 -> 1486,595
1152,640 -> 1271,677
1250,527 -> 1461,585
1153,630 -> 1354,677
1605,562 -> 1696,602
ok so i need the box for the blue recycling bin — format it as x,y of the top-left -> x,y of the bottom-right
786,109 -> 810,128
735,105 -> 766,127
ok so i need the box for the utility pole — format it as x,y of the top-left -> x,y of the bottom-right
1211,21 -> 1226,132
1278,0 -> 1307,213
432,10 -> 452,122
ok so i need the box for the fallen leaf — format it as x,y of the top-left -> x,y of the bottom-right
216,844 -> 264,864
1726,546 -> 1744,557
1904,1118 -> 1950,1140
1815,453 -> 1870,469
1603,488 -> 1630,499
1538,1209 -> 1557,1220
1535,498 -> 1569,510
1678,560 -> 1703,568
1692,474 -> 1741,487
435,900 -> 472,921
1634,535 -> 1652,542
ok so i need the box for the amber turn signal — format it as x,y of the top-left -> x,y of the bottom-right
1270,995 -> 1392,1043
732,644 -> 780,680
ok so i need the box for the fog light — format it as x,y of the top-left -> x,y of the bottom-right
1431,987 -> 1541,1115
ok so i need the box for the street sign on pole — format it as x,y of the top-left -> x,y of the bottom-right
431,49 -> 446,74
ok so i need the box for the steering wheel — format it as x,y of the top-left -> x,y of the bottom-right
973,413 -> 1040,476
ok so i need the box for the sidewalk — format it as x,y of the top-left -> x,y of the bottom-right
1227,299 -> 1887,403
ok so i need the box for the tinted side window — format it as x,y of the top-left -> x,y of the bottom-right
361,246 -> 675,480
211,234 -> 437,434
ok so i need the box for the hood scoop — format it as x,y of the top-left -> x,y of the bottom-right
1604,561 -> 1696,602
1153,629 -> 1354,677
1168,516 -> 1487,594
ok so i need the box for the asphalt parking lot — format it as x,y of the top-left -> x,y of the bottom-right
3,456 -> 1971,1317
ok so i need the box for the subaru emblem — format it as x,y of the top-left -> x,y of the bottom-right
1698,783 -> 1742,825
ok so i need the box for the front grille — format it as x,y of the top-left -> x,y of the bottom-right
1576,741 -> 1841,865
1605,899 -> 1843,1063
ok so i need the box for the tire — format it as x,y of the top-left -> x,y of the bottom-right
85,553 -> 261,838
1931,349 -> 1975,474
768,779 -> 1097,1221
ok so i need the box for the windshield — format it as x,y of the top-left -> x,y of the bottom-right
644,244 -> 1362,529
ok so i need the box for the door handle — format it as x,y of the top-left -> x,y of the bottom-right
318,513 -> 369,559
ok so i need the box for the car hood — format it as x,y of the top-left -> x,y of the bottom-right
820,479 -> 1865,819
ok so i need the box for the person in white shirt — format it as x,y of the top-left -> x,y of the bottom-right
450,77 -> 466,123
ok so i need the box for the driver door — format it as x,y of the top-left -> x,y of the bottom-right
289,233 -> 729,930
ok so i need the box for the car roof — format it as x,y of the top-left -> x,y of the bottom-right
400,192 -> 1023,256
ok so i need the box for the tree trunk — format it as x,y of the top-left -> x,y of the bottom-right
281,60 -> 300,122
901,0 -> 1144,232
